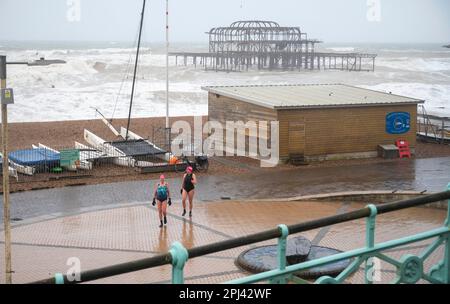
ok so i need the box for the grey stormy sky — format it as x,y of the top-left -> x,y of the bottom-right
0,0 -> 449,43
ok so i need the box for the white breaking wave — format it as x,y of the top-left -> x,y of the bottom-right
325,47 -> 355,52
380,48 -> 450,54
2,44 -> 450,122
361,83 -> 450,117
376,57 -> 450,72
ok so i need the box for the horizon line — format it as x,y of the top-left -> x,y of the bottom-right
0,39 -> 449,45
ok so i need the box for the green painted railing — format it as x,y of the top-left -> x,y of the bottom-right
34,184 -> 450,284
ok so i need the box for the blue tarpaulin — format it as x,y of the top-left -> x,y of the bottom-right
8,149 -> 60,167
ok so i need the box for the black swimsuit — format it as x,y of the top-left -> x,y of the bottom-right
183,174 -> 195,192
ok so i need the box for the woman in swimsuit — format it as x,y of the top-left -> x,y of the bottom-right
181,166 -> 197,217
152,174 -> 172,228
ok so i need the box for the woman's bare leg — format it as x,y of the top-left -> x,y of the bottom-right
157,200 -> 163,221
188,190 -> 195,215
182,190 -> 188,210
182,190 -> 188,216
162,201 -> 168,224
162,201 -> 168,217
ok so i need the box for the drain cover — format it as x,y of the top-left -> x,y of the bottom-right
236,238 -> 352,280
286,236 -> 311,264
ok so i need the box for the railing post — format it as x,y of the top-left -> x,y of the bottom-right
442,119 -> 445,144
445,183 -> 450,227
55,273 -> 64,284
365,204 -> 378,284
270,224 -> 289,284
169,241 -> 188,284
444,184 -> 450,283
441,234 -> 450,284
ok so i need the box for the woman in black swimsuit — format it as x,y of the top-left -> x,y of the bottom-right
181,166 -> 197,217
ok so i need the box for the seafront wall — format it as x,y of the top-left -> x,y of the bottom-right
243,191 -> 449,210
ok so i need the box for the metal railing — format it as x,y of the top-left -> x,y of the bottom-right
31,185 -> 450,284
417,105 -> 450,144
1,135 -> 207,185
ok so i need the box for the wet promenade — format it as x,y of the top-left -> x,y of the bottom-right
0,199 -> 446,283
1,156 -> 449,222
0,156 -> 448,283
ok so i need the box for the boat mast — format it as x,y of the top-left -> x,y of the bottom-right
165,0 -> 170,141
125,0 -> 146,140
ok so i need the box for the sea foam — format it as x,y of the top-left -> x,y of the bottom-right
2,44 -> 449,122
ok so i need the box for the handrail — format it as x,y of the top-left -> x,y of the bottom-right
30,190 -> 450,284
417,113 -> 450,122
227,226 -> 450,284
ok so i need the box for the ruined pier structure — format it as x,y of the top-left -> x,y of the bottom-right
170,21 -> 376,72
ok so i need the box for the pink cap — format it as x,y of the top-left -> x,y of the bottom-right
186,166 -> 193,173
160,174 -> 165,179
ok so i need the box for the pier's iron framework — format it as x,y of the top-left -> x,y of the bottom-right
170,20 -> 377,72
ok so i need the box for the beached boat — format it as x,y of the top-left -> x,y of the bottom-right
31,144 -> 68,170
4,148 -> 57,174
74,141 -> 111,167
8,167 -> 18,180
0,156 -> 19,180
96,114 -> 171,166
84,129 -> 136,167
89,1 -> 176,172
33,143 -> 93,171
120,127 -> 169,158
3,158 -> 35,176
117,127 -> 170,167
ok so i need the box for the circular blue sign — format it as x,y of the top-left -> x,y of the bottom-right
386,112 -> 411,134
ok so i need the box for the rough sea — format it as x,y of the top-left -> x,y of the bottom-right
0,41 -> 449,122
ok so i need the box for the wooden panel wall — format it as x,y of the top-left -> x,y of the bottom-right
288,121 -> 306,154
208,93 -> 277,123
208,93 -> 418,161
208,93 -> 278,156
278,104 -> 418,158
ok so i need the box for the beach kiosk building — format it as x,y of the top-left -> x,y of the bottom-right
203,84 -> 424,163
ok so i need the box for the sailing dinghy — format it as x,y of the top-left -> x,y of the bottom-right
84,129 -> 136,167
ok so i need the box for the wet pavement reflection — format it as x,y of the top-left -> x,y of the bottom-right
0,199 -> 446,284
1,157 -> 449,222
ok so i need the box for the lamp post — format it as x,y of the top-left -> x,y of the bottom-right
0,55 -> 11,285
0,55 -> 65,284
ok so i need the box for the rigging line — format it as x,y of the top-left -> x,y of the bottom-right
120,14 -> 146,122
125,0 -> 147,141
94,108 -> 109,120
114,12 -> 148,123
110,23 -> 142,121
110,50 -> 134,121
131,12 -> 148,105
111,47 -> 136,120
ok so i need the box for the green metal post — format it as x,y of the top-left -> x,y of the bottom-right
226,227 -> 448,284
365,204 -> 378,284
169,241 -> 188,284
445,183 -> 450,227
443,234 -> 450,284
428,184 -> 450,284
444,184 -> 450,283
270,224 -> 289,284
55,273 -> 64,284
